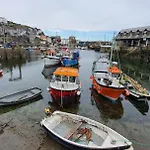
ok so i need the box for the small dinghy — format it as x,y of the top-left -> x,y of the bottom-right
0,87 -> 42,106
121,73 -> 150,101
41,111 -> 133,150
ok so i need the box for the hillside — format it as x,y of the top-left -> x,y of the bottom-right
0,18 -> 45,46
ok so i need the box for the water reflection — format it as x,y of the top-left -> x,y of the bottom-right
91,88 -> 124,121
1,59 -> 26,82
0,95 -> 43,115
0,75 -> 3,79
9,63 -> 22,81
41,65 -> 58,80
129,98 -> 149,115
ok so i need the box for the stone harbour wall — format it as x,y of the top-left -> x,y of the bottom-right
0,48 -> 27,60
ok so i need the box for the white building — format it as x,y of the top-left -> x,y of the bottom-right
46,37 -> 52,43
40,41 -> 46,44
61,39 -> 69,45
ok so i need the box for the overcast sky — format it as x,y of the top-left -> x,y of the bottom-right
1,0 -> 150,39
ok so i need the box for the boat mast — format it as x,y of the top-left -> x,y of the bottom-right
109,31 -> 116,66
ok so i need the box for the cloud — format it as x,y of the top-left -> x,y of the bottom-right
0,0 -> 150,39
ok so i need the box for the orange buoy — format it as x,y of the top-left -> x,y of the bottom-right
124,90 -> 130,96
90,75 -> 93,79
98,90 -> 101,94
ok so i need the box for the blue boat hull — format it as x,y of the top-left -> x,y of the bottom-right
61,59 -> 79,67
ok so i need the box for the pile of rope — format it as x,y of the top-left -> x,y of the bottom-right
74,127 -> 92,142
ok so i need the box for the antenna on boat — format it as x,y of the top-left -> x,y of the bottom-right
60,84 -> 63,108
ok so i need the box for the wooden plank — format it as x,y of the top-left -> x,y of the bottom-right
64,121 -> 83,139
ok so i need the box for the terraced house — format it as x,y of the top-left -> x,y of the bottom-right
115,26 -> 150,50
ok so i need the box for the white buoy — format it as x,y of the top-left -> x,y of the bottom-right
77,91 -> 81,96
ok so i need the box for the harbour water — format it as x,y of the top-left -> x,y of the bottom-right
0,50 -> 150,150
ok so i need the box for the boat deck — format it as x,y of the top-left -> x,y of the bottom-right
94,73 -> 124,88
53,119 -> 105,146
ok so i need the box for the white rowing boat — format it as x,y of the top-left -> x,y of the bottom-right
41,111 -> 133,150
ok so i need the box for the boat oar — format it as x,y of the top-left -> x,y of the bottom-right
0,118 -> 13,134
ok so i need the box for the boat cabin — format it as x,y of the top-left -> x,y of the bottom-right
52,67 -> 79,84
107,65 -> 121,79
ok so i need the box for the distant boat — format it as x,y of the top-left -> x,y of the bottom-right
47,67 -> 81,107
61,58 -> 79,67
0,87 -> 42,106
61,50 -> 79,67
97,56 -> 109,64
41,111 -> 133,150
94,46 -> 100,52
42,49 -> 61,67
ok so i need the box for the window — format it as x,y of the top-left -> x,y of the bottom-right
62,76 -> 68,82
112,73 -> 120,78
69,76 -> 76,82
55,75 -> 61,81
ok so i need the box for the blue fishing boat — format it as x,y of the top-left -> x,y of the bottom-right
73,49 -> 80,59
61,50 -> 79,67
61,58 -> 78,67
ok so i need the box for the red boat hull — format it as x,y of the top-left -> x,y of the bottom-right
0,70 -> 3,76
48,88 -> 80,107
91,77 -> 125,100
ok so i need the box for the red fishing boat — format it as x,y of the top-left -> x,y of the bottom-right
47,67 -> 81,107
